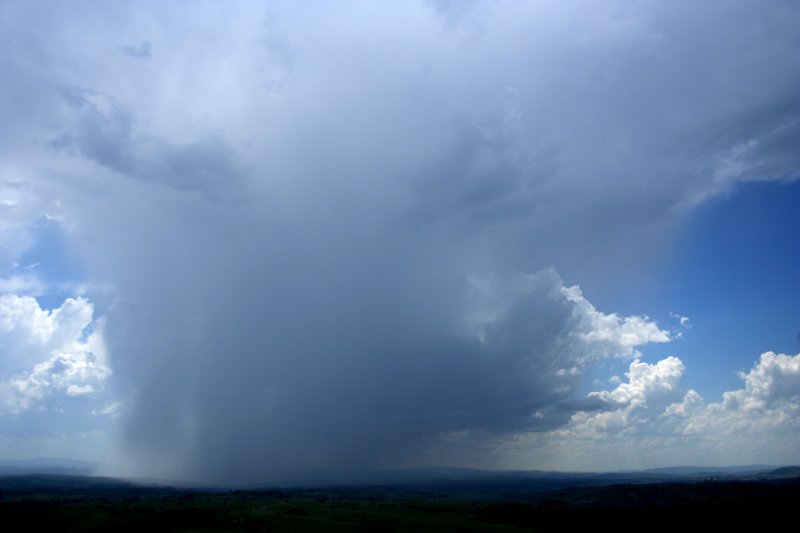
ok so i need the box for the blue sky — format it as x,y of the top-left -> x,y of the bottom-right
658,180 -> 800,396
0,1 -> 799,484
581,179 -> 800,400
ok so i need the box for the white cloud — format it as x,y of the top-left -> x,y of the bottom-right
67,384 -> 96,396
536,351 -> 800,469
669,351 -> 800,438
0,274 -> 46,296
669,312 -> 691,329
92,401 -> 122,417
735,351 -> 800,404
555,357 -> 686,439
663,389 -> 703,418
0,295 -> 109,414
562,284 -> 671,361
594,356 -> 684,408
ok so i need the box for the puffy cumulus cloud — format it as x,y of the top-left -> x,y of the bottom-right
734,352 -> 800,406
562,285 -> 670,360
0,1 -> 798,481
671,352 -> 800,440
557,357 -> 686,440
541,352 -> 800,469
0,295 -> 110,414
596,357 -> 685,409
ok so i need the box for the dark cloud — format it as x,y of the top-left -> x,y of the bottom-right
411,116 -> 561,225
112,266 -> 655,483
51,88 -> 248,201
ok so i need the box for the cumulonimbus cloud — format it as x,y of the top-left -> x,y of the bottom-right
0,0 -> 798,481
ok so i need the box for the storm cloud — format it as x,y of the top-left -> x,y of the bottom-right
1,1 -> 799,483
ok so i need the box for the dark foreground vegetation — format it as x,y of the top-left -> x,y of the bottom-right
1,470 -> 798,532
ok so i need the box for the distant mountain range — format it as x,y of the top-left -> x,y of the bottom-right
640,465 -> 777,475
0,458 -> 97,476
236,464 -> 792,489
0,459 -> 796,490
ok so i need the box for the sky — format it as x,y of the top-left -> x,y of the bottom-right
0,0 -> 799,484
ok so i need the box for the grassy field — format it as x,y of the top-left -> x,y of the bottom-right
1,474 -> 798,531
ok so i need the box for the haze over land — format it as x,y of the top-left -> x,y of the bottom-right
0,0 -> 799,485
